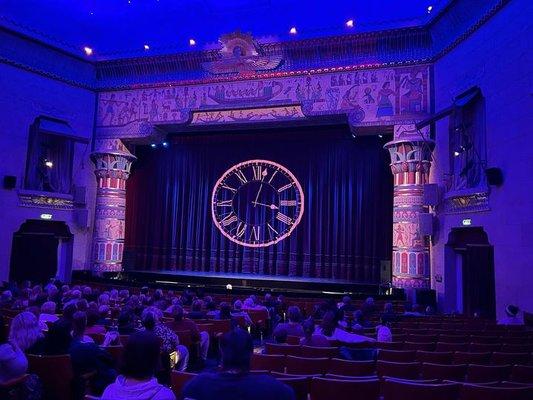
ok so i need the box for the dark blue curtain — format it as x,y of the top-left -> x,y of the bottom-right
125,126 -> 392,283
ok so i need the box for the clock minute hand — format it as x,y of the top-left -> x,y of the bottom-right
253,184 -> 263,207
252,201 -> 279,210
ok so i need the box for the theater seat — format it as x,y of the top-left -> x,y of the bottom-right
327,359 -> 376,376
286,356 -> 329,375
378,350 -> 417,362
265,343 -> 301,356
466,364 -> 512,383
421,362 -> 467,381
460,383 -> 533,400
382,378 -> 461,400
416,351 -> 453,364
453,351 -> 492,365
277,376 -> 310,400
251,354 -> 286,372
510,365 -> 533,384
170,371 -> 197,399
301,345 -> 338,358
27,354 -> 74,400
376,361 -> 421,380
490,352 -> 531,366
310,377 -> 379,400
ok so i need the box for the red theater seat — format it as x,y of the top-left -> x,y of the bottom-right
421,362 -> 468,381
277,376 -> 310,400
327,359 -> 376,376
453,351 -> 492,365
251,354 -> 286,372
265,343 -> 301,356
436,342 -> 470,352
170,371 -> 197,399
377,361 -> 421,380
416,350 -> 454,364
378,349 -> 417,362
310,377 -> 379,400
286,356 -> 329,375
27,354 -> 74,400
466,364 -> 512,383
460,383 -> 533,400
490,352 -> 531,366
510,365 -> 533,383
301,345 -> 338,358
382,378 -> 462,400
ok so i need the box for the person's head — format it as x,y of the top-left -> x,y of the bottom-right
140,287 -> 149,295
383,302 -> 393,314
72,311 -> 87,340
287,306 -> 302,323
41,301 -> 57,315
47,285 -> 58,298
219,302 -> 231,319
119,289 -> 129,299
71,289 -> 82,300
119,331 -> 161,380
82,286 -> 92,297
191,300 -> 203,313
264,293 -> 272,303
45,320 -> 72,354
233,300 -> 243,311
243,298 -> 254,308
1,290 -> 13,303
365,297 -> 375,306
98,305 -> 110,320
117,311 -> 134,328
9,311 -> 43,351
171,305 -> 184,322
141,307 -> 162,330
63,301 -> 78,322
219,329 -> 253,371
98,293 -> 110,306
321,311 -> 338,337
506,304 -> 519,317
76,299 -> 88,312
274,328 -> 288,344
342,296 -> 352,305
86,309 -> 99,327
302,317 -> 315,339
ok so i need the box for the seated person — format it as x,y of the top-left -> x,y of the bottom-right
187,300 -> 206,320
376,317 -> 393,343
116,311 -> 138,335
101,331 -> 176,400
9,311 -> 45,353
0,313 -> 28,384
315,311 -> 375,344
39,301 -> 59,330
85,308 -> 106,335
169,305 -> 209,361
231,300 -> 253,327
300,317 -> 330,347
273,306 -> 305,337
183,329 -> 294,400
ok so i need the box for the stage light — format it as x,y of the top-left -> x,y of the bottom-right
427,5 -> 433,13
289,27 -> 297,35
346,19 -> 354,28
189,39 -> 196,46
83,46 -> 93,56
150,143 -> 157,149
454,150 -> 461,157
144,44 -> 150,50
44,160 -> 54,168
226,284 -> 233,290
378,134 -> 383,138
162,141 -> 169,148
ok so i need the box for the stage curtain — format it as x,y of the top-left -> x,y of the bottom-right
125,126 -> 392,283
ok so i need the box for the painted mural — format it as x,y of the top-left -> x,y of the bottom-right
96,65 -> 431,135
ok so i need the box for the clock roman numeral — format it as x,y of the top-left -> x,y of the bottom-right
253,165 -> 266,181
277,183 -> 293,193
234,169 -> 248,185
250,226 -> 260,241
221,213 -> 238,227
221,183 -> 237,193
280,200 -> 297,207
216,199 -> 233,207
267,223 -> 278,237
276,212 -> 293,225
235,222 -> 247,238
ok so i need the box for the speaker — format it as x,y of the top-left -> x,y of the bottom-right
3,175 -> 16,189
380,260 -> 392,284
73,209 -> 89,228
415,288 -> 437,308
423,184 -> 439,206
72,186 -> 87,205
485,167 -> 503,186
122,249 -> 136,271
418,213 -> 434,236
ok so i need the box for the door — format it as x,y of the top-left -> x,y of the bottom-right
463,244 -> 495,319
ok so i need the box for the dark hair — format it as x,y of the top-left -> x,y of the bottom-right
219,302 -> 231,319
302,317 -> 315,339
142,311 -> 156,330
0,313 -> 6,343
72,311 -> 87,340
219,328 -> 253,371
86,309 -> 99,327
287,306 -> 302,323
171,305 -> 184,322
320,311 -> 337,337
118,311 -> 134,328
63,302 -> 78,321
44,320 -> 72,354
119,331 -> 161,380
274,328 -> 287,344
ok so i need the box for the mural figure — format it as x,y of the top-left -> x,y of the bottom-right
376,82 -> 395,117
400,70 -> 424,113
363,87 -> 375,104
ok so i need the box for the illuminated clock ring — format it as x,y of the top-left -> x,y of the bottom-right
211,159 -> 304,248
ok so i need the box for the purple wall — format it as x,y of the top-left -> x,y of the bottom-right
0,62 -> 96,281
431,0 -> 533,319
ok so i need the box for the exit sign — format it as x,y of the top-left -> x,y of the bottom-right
462,218 -> 472,226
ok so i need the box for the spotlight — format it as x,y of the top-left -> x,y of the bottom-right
346,19 -> 354,28
454,150 -> 461,157
143,44 -> 150,50
289,27 -> 297,35
189,38 -> 196,46
427,5 -> 433,13
44,160 -> 54,168
162,141 -> 169,148
83,46 -> 93,56
150,143 -> 157,149
226,284 -> 233,290
378,134 -> 383,138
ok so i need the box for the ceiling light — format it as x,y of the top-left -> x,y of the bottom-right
144,44 -> 150,50
150,143 -> 157,149
454,150 -> 461,157
44,160 -> 54,168
346,19 -> 354,28
378,134 -> 383,138
289,27 -> 297,35
427,5 -> 433,13
162,141 -> 169,148
189,39 -> 196,46
83,46 -> 93,56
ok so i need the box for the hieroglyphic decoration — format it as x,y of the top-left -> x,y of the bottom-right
190,105 -> 306,125
90,139 -> 136,273
202,31 -> 283,76
18,190 -> 74,210
96,65 -> 431,136
385,126 -> 435,289
443,191 -> 490,214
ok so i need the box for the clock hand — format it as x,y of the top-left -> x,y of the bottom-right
253,184 -> 263,207
252,201 -> 279,210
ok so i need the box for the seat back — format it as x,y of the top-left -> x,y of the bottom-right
301,345 -> 338,358
421,362 -> 467,381
416,351 -> 453,364
378,350 -> 417,362
28,354 -> 73,400
490,352 -> 530,366
265,343 -> 301,356
100,345 -> 124,365
170,371 -> 197,399
310,377 -> 379,400
466,364 -> 512,383
327,358 -> 375,377
376,360 -> 421,379
286,356 -> 329,375
251,354 -> 286,372
210,319 -> 232,336
277,377 -> 309,400
510,365 -> 533,383
460,383 -> 533,400
436,342 -> 470,352
382,378 -> 461,400
453,351 -> 492,365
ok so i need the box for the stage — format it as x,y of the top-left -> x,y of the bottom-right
74,269 -> 404,300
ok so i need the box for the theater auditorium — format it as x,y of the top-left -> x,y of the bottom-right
0,0 -> 532,399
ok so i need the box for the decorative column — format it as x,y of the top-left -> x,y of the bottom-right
384,125 -> 434,289
90,139 -> 136,274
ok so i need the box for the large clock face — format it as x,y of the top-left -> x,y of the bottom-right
212,159 -> 304,247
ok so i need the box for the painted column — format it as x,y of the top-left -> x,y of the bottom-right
384,125 -> 434,289
90,139 -> 136,274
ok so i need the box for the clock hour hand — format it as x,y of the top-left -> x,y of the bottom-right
252,201 -> 279,210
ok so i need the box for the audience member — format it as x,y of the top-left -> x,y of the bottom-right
0,313 -> 28,384
9,311 -> 45,353
101,331 -> 175,400
39,301 -> 59,330
231,300 -> 253,326
183,329 -> 294,400
187,300 -> 206,320
169,305 -> 209,361
316,311 -> 375,344
300,317 -> 330,347
273,305 -> 305,337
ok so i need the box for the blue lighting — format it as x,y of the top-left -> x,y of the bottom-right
162,141 -> 169,148
150,143 -> 157,149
